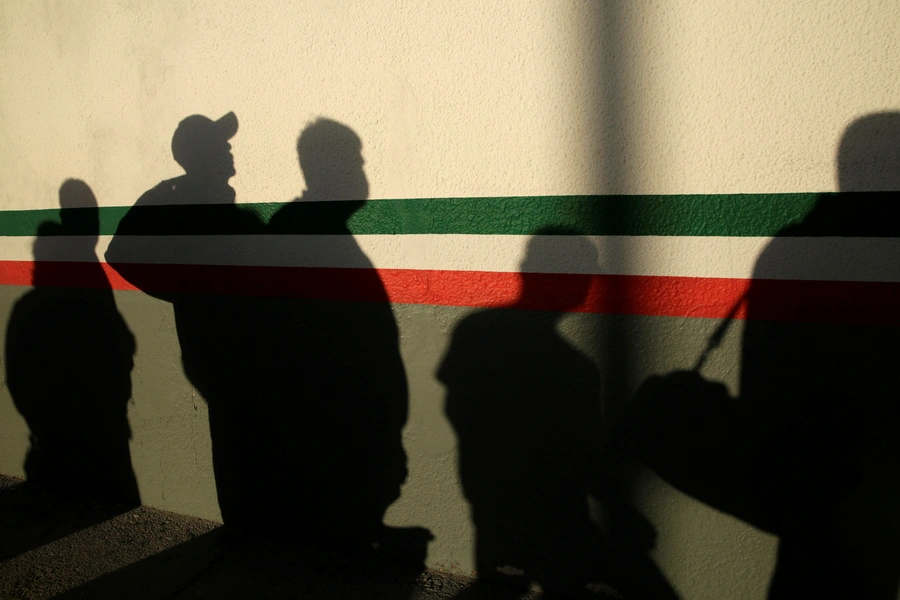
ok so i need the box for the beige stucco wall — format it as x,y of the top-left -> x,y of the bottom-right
2,3 -> 899,599
3,1 -> 899,211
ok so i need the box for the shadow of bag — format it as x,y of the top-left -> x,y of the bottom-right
623,371 -> 775,532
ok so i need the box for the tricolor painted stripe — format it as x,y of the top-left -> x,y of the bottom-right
1,192 -> 898,237
2,193 -> 898,325
3,234 -> 900,282
2,261 -> 898,326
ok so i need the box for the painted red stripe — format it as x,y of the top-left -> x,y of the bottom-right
1,260 -> 897,326
0,261 -> 35,287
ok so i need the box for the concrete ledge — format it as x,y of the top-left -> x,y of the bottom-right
0,475 -> 579,600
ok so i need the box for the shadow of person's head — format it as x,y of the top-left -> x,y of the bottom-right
59,178 -> 98,209
33,179 -> 100,273
171,112 -> 238,183
297,118 -> 368,219
58,177 -> 99,235
518,226 -> 597,312
801,112 -> 900,234
838,112 -> 900,193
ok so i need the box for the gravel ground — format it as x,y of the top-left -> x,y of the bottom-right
0,475 -> 576,600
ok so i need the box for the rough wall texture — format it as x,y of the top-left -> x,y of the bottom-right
1,3 -> 899,599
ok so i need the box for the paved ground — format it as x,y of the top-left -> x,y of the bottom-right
1,475 -> 601,600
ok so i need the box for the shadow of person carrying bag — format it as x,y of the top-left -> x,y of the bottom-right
622,297 -> 861,539
624,369 -> 778,528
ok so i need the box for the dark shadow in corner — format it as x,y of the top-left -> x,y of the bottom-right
2,179 -> 138,558
52,526 -> 430,600
439,229 -> 677,599
104,115 -> 430,572
626,112 -> 900,600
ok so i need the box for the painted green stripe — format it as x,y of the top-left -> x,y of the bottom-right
0,192 -> 897,237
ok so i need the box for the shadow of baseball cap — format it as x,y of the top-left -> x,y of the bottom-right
171,112 -> 238,169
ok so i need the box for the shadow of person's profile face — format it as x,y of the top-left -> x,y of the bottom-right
297,118 -> 369,208
172,113 -> 238,182
189,139 -> 235,180
838,112 -> 900,192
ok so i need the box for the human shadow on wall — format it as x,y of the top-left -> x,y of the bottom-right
105,114 -> 429,567
2,179 -> 138,557
106,112 -> 267,528
263,118 -> 428,560
439,229 -> 678,599
625,112 -> 900,600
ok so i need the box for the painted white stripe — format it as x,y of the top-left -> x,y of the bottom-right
2,234 -> 900,282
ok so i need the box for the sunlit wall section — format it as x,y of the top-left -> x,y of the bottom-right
0,1 -> 616,209
619,1 -> 900,195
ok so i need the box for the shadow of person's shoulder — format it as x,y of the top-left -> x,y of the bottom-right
229,203 -> 266,233
134,177 -> 184,207
114,178 -> 186,236
782,191 -> 900,238
35,221 -> 64,237
268,198 -> 353,235
115,197 -> 264,238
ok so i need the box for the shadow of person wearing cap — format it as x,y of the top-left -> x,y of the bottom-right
106,112 -> 267,526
